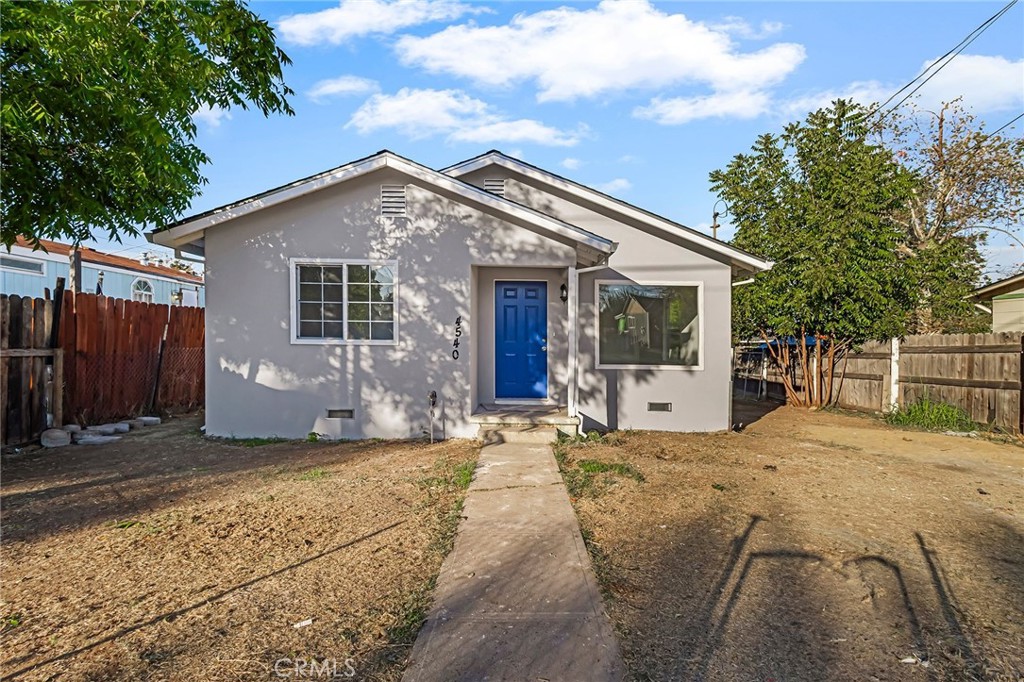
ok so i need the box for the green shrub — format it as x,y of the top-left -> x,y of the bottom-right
886,395 -> 976,432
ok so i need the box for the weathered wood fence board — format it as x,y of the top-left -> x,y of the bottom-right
2,292 -> 204,446
734,332 -> 1024,434
1,294 -> 60,446
897,333 -> 1021,432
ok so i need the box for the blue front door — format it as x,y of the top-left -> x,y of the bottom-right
495,281 -> 548,399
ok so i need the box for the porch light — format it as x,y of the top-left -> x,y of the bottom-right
560,283 -> 568,303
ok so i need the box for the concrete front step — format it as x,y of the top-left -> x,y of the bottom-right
479,426 -> 559,445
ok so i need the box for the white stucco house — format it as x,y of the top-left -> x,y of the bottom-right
150,150 -> 771,439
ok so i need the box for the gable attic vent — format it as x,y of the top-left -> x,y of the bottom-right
483,178 -> 506,197
381,184 -> 407,217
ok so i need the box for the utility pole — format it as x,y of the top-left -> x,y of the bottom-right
711,199 -> 729,241
69,247 -> 82,293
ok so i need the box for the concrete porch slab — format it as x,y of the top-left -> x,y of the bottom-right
470,404 -> 580,426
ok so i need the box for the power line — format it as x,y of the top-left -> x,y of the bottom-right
991,112 -> 1024,137
869,0 -> 1019,119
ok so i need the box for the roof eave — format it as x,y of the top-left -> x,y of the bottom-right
444,152 -> 772,273
150,152 -> 615,258
972,273 -> 1024,299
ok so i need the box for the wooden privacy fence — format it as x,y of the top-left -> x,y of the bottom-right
0,295 -> 62,446
734,332 -> 1024,433
1,291 -> 204,446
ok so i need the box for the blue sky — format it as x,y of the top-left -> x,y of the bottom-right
98,0 -> 1023,277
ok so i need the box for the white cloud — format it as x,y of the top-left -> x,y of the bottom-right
308,75 -> 379,102
912,54 -> 1023,113
779,80 -> 890,119
346,88 -> 582,146
635,90 -> 772,125
450,119 -> 581,146
396,0 -> 804,103
711,17 -> 784,40
595,178 -> 632,194
193,105 -> 230,128
780,55 -> 1024,119
278,0 -> 485,46
561,157 -> 582,170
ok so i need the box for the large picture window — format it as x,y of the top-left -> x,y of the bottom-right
596,281 -> 702,369
291,260 -> 397,344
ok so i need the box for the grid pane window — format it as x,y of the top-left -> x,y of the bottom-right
132,279 -> 154,303
295,262 -> 397,342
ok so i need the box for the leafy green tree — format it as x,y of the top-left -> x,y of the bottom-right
881,99 -> 1024,333
711,100 -> 917,407
2,0 -> 294,249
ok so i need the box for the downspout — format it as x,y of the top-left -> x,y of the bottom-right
568,260 -> 613,421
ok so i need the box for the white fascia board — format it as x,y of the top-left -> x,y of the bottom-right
445,153 -> 772,272
152,152 -> 615,257
152,155 -> 390,248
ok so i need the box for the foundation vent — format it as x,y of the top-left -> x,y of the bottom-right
327,408 -> 355,419
381,185 -> 407,217
647,402 -> 672,412
483,178 -> 506,197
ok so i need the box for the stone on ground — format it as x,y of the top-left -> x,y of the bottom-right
76,435 -> 121,446
40,429 -> 72,448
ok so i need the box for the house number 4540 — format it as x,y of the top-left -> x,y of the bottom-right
451,316 -> 463,360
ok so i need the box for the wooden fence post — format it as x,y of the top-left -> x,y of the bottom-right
887,337 -> 900,413
52,349 -> 64,428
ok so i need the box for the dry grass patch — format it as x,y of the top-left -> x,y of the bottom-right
1,416 -> 477,681
559,402 -> 1024,681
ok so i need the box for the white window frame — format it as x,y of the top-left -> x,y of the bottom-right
131,277 -> 155,303
594,279 -> 704,371
0,254 -> 46,277
288,258 -> 399,346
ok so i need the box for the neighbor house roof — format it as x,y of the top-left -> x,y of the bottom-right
14,236 -> 203,284
150,150 -> 617,263
443,150 -> 773,274
972,272 -> 1024,300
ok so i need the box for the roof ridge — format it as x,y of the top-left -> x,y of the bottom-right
442,150 -> 771,271
152,151 -> 616,258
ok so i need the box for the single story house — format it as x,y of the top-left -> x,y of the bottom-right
973,272 -> 1024,332
150,150 -> 771,439
2,237 -> 204,306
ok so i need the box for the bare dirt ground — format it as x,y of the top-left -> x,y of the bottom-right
557,401 -> 1023,682
0,415 -> 477,681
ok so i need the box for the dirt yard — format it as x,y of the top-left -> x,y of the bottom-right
557,402 -> 1023,682
0,416 -> 477,681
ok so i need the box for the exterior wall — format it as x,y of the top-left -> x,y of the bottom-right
203,168 -> 576,440
1,246 -> 205,306
462,168 -> 734,432
474,266 -> 569,405
992,290 -> 1024,332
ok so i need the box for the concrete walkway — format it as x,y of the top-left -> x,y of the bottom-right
403,433 -> 625,681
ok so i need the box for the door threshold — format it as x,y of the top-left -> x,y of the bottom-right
493,398 -> 556,406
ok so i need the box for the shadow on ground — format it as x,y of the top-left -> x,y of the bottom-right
1,415 -> 415,543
